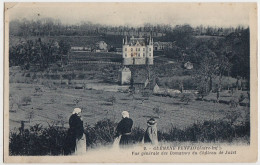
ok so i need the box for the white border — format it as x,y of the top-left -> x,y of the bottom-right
1,1 -> 259,165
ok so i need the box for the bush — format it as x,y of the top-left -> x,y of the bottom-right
22,96 -> 32,105
78,73 -> 86,79
9,118 -> 250,155
106,96 -> 116,105
9,124 -> 67,155
179,93 -> 192,104
158,120 -> 250,143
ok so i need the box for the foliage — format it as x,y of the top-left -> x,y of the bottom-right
179,93 -> 192,105
58,40 -> 71,55
9,117 -> 249,155
9,39 -> 69,70
153,106 -> 165,118
73,97 -> 82,106
26,111 -> 35,123
85,119 -> 117,147
107,96 -> 116,105
9,124 -> 67,155
22,96 -> 32,105
159,120 -> 249,143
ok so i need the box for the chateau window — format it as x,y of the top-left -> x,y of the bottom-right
138,48 -> 140,51
143,48 -> 145,51
125,48 -> 127,51
143,53 -> 145,56
131,53 -> 133,57
136,48 -> 138,51
149,53 -> 151,57
149,48 -> 151,51
138,53 -> 140,57
125,54 -> 127,57
131,48 -> 133,51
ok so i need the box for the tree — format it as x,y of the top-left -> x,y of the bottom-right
58,40 -> 71,55
180,93 -> 192,105
225,29 -> 249,80
107,96 -> 116,106
215,54 -> 232,91
22,96 -> 32,105
195,51 -> 218,96
26,111 -> 35,123
73,98 -> 82,106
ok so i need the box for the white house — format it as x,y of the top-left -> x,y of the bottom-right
122,36 -> 153,65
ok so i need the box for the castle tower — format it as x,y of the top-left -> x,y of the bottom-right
146,35 -> 154,65
122,36 -> 132,65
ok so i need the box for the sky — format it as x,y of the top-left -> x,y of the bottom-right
6,2 -> 255,27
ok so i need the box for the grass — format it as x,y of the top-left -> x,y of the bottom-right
9,79 -> 249,132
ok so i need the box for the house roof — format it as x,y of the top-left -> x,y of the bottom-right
119,67 -> 131,72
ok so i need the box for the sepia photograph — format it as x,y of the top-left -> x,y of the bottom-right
3,2 -> 258,163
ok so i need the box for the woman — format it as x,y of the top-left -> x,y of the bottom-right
115,111 -> 133,148
143,118 -> 158,145
64,108 -> 86,155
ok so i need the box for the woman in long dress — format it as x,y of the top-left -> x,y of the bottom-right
114,111 -> 133,148
64,108 -> 86,155
143,118 -> 158,145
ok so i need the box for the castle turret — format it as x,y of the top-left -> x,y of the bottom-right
149,35 -> 152,45
147,36 -> 153,65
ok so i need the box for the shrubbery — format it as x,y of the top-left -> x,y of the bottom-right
9,119 -> 250,156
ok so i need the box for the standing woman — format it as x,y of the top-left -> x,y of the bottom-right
143,118 -> 158,145
64,108 -> 86,155
115,111 -> 133,148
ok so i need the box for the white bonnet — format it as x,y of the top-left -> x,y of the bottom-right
72,108 -> 82,114
122,111 -> 129,118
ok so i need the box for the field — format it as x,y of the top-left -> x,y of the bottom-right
9,75 -> 249,133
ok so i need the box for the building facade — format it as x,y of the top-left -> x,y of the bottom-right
119,67 -> 131,85
95,41 -> 108,52
153,41 -> 175,51
122,36 -> 153,65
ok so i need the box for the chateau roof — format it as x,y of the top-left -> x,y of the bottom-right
124,36 -> 152,46
129,37 -> 147,46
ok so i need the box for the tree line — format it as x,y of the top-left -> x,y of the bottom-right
10,18 -> 246,37
9,38 -> 71,70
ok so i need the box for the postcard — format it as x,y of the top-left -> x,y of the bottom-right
3,2 -> 258,163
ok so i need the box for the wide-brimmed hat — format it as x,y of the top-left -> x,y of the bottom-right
147,118 -> 157,125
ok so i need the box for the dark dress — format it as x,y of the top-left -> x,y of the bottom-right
115,118 -> 133,147
64,114 -> 84,155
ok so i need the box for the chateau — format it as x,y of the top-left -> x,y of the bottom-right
122,36 -> 153,65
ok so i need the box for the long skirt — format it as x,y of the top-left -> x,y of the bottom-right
119,135 -> 132,148
75,134 -> 87,155
113,135 -> 121,150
